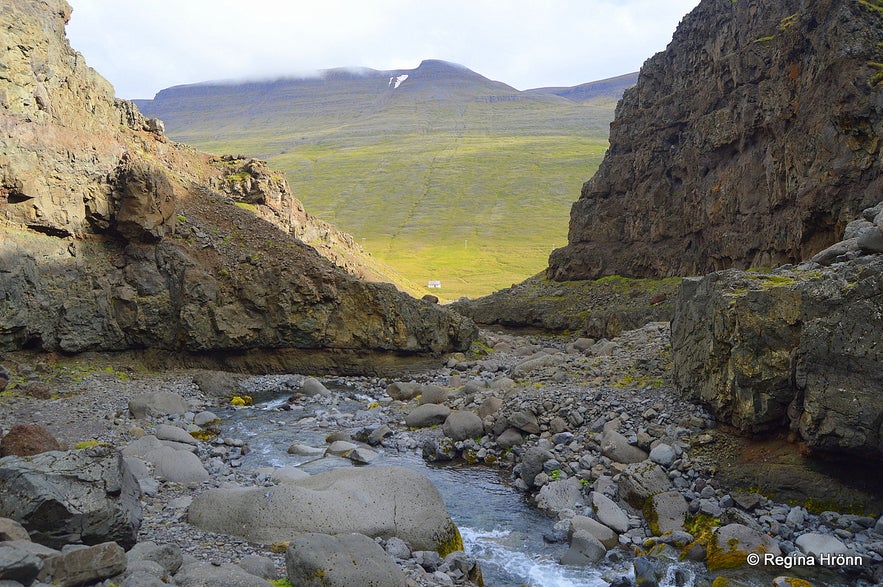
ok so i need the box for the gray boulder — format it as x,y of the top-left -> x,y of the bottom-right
150,446 -> 209,484
188,466 -> 459,552
237,555 -> 276,580
708,524 -> 781,570
569,516 -> 618,549
38,541 -> 126,587
590,492 -> 629,534
128,392 -> 187,419
126,541 -> 182,575
386,381 -> 421,401
0,542 -> 43,584
301,377 -> 330,396
648,443 -> 677,467
418,385 -> 448,405
618,461 -> 672,508
519,447 -> 553,488
0,447 -> 141,549
268,468 -> 310,484
442,411 -> 483,441
496,428 -> 524,448
0,519 -> 29,542
174,561 -> 270,587
559,529 -> 606,566
286,533 -> 406,587
648,491 -> 688,535
600,429 -> 648,464
508,411 -> 540,434
154,424 -> 198,446
405,404 -> 451,428
795,533 -> 850,558
536,478 -> 583,515
477,396 -> 503,418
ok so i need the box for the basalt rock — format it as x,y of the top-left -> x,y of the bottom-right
548,0 -> 883,281
0,0 -> 475,370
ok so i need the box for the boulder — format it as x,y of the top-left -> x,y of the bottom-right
536,478 -> 584,515
238,555 -> 276,580
146,446 -> 208,484
154,424 -> 198,446
648,443 -> 677,467
126,541 -> 183,575
0,367 -> 9,392
287,443 -> 325,457
518,447 -> 553,488
188,466 -> 459,552
496,428 -> 524,448
0,518 -> 30,542
285,533 -> 406,587
569,516 -> 619,550
0,541 -> 44,584
174,561 -> 270,587
192,371 -> 245,398
386,381 -> 421,401
442,411 -> 484,441
128,392 -> 188,419
600,429 -> 648,464
418,385 -> 448,406
618,461 -> 672,508
38,541 -> 127,587
647,491 -> 688,535
590,492 -> 629,534
707,523 -> 781,571
0,424 -> 62,457
508,411 -> 540,435
477,396 -> 503,419
795,533 -> 851,558
559,529 -> 606,566
268,468 -> 311,484
405,404 -> 451,428
0,447 -> 141,549
301,377 -> 331,396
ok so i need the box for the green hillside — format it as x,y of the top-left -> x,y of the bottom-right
136,60 -> 626,300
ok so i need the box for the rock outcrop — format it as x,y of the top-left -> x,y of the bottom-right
0,0 -> 474,370
672,204 -> 883,459
548,0 -> 883,281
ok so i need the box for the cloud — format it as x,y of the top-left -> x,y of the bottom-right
65,0 -> 700,99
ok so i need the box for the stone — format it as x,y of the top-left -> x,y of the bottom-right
647,491 -> 688,535
536,478 -> 584,515
0,519 -> 29,542
325,441 -> 358,456
405,404 -> 451,428
346,447 -> 379,464
154,424 -> 198,446
126,541 -> 182,575
559,529 -> 606,566
857,226 -> 883,254
0,447 -> 141,549
367,425 -> 393,446
188,466 -> 459,552
0,542 -> 43,584
287,443 -> 325,456
383,537 -> 411,560
174,561 -> 270,587
569,515 -> 619,549
237,555 -> 276,580
0,425 -> 62,457
648,443 -> 677,467
128,392 -> 187,419
496,428 -> 524,448
590,492 -> 629,534
386,382 -> 421,401
442,411 -> 484,441
508,411 -> 540,435
600,429 -> 648,464
301,377 -> 330,396
286,533 -> 406,587
193,411 -> 219,426
418,385 -> 448,405
192,371 -> 245,398
0,368 -> 8,392
477,396 -> 503,419
519,447 -> 553,488
795,533 -> 850,558
618,460 -> 673,508
707,524 -> 781,571
38,541 -> 126,587
150,446 -> 209,484
269,468 -> 311,484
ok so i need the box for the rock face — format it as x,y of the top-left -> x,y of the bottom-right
0,0 -> 474,371
548,0 -> 883,281
0,447 -> 142,549
672,251 -> 883,458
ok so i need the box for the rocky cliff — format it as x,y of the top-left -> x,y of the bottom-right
0,0 -> 475,371
672,203 -> 883,460
548,0 -> 883,280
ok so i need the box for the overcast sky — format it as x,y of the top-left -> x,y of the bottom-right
66,0 -> 701,101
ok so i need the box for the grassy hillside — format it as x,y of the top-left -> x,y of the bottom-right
137,61 -> 624,300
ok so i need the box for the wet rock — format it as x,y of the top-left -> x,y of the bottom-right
422,438 -> 456,462
287,443 -> 324,456
286,532 -> 406,587
590,492 -> 629,534
0,424 -> 62,457
0,447 -> 141,549
442,411 -> 483,441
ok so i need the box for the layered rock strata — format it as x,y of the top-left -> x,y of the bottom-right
549,0 -> 883,280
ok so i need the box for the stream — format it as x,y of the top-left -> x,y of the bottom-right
216,386 -> 695,587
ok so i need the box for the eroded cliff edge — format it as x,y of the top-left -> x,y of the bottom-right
0,0 -> 475,372
548,0 -> 883,280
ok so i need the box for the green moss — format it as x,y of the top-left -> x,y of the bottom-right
437,521 -> 464,557
176,214 -> 187,223
549,469 -> 562,481
189,429 -> 218,442
779,13 -> 799,30
74,440 -> 106,449
643,500 -> 661,535
269,580 -> 294,587
226,171 -> 252,182
858,0 -> 883,14
234,201 -> 257,212
870,62 -> 883,85
754,35 -> 775,43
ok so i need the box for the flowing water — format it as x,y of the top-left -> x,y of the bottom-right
218,390 -> 692,586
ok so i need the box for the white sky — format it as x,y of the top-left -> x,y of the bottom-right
65,0 -> 701,100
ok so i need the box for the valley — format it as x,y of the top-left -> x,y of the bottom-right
136,62 -> 634,299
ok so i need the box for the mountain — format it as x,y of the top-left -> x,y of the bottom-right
135,61 -> 626,299
0,0 -> 474,371
548,0 -> 883,281
526,72 -> 638,103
